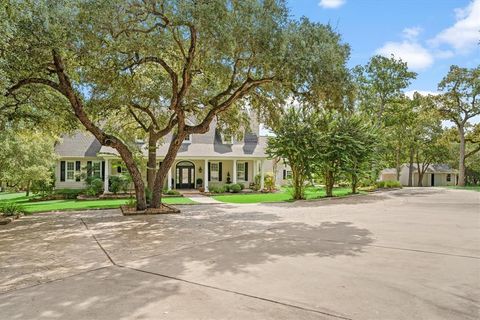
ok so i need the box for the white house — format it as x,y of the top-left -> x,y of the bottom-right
379,164 -> 458,187
54,119 -> 290,192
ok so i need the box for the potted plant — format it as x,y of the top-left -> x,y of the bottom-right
226,172 -> 232,184
196,178 -> 203,188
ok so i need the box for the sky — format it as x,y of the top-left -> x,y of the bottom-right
287,0 -> 480,95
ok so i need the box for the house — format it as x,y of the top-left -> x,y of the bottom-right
54,119 -> 280,192
379,164 -> 458,187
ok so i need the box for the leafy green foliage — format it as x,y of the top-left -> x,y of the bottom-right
376,180 -> 402,188
0,130 -> 57,194
0,202 -> 27,217
208,182 -> 226,193
85,177 -> 104,197
54,189 -> 84,199
230,184 -> 241,193
267,108 -> 319,199
109,175 -> 131,195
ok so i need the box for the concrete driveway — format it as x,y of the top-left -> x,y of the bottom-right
0,188 -> 478,319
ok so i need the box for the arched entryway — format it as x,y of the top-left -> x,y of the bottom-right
175,161 -> 195,189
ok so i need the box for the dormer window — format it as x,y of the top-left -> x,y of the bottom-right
222,134 -> 233,145
183,134 -> 192,144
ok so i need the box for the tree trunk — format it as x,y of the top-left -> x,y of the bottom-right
147,129 -> 158,192
151,134 -> 185,208
52,50 -> 147,210
351,174 -> 357,194
408,147 -> 414,187
25,180 -> 30,197
325,170 -> 334,197
395,145 -> 401,181
417,172 -> 424,187
458,126 -> 466,186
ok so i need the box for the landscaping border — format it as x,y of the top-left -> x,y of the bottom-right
120,203 -> 180,216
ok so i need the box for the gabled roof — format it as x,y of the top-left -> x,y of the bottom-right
381,164 -> 458,174
56,126 -> 268,159
55,132 -> 102,157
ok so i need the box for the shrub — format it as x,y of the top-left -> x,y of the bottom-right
224,184 -> 232,192
238,182 -> 245,190
230,183 -> 241,193
164,189 -> 180,196
109,175 -> 130,194
376,180 -> 402,189
54,189 -> 84,199
264,173 -> 275,192
208,182 -> 225,193
253,173 -> 276,191
0,203 -> 27,217
126,197 -> 136,208
85,177 -> 104,196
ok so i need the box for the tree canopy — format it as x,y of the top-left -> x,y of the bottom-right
2,0 -> 351,209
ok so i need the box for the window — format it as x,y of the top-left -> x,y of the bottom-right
66,161 -> 75,181
286,170 -> 292,179
283,169 -> 292,180
183,134 -> 192,144
210,162 -> 219,181
237,162 -> 246,181
92,161 -> 102,178
446,174 -> 451,182
222,134 -> 233,144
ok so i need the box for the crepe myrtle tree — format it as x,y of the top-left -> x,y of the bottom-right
3,0 -> 350,210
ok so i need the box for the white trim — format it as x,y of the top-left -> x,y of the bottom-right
182,134 -> 193,144
66,161 -> 76,182
221,134 -> 233,145
210,161 -> 220,182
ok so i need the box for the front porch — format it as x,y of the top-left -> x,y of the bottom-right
102,158 -> 267,193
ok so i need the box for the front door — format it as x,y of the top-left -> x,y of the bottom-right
176,162 -> 195,189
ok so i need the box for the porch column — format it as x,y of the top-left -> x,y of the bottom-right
233,159 -> 237,184
204,159 -> 209,191
260,159 -> 265,190
167,166 -> 172,190
103,159 -> 110,193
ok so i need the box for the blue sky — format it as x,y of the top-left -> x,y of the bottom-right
287,0 -> 480,95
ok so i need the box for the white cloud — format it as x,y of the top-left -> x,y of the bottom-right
429,0 -> 480,53
318,0 -> 346,9
376,41 -> 434,71
403,27 -> 422,40
404,90 -> 439,98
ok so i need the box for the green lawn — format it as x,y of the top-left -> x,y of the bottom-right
212,187 -> 355,204
0,192 -> 195,213
446,185 -> 480,192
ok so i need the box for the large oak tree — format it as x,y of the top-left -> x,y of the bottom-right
3,0 -> 349,209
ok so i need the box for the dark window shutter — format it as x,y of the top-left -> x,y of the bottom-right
101,161 -> 105,181
117,166 -> 122,174
244,162 -> 248,181
75,161 -> 81,181
87,161 -> 92,177
158,161 -> 162,169
219,162 -> 223,181
283,169 -> 286,179
208,162 -> 211,182
60,161 -> 66,182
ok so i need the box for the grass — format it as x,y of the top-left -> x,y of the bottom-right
0,192 -> 195,213
212,187 -> 356,204
446,185 -> 480,192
